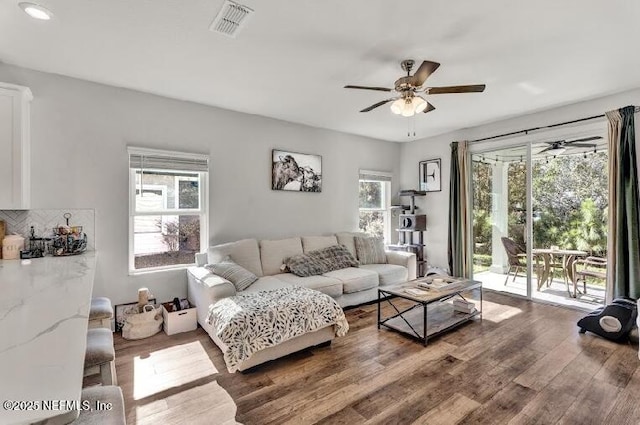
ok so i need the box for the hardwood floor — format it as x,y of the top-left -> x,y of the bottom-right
112,291 -> 640,424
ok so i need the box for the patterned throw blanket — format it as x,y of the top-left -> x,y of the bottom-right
207,286 -> 349,372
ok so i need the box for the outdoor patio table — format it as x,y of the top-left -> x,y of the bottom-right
532,249 -> 588,297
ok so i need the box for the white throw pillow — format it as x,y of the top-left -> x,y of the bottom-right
354,236 -> 387,265
206,257 -> 258,292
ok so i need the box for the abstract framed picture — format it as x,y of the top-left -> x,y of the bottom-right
419,158 -> 441,192
272,149 -> 322,192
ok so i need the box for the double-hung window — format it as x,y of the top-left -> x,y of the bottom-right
128,147 -> 209,273
358,170 -> 392,243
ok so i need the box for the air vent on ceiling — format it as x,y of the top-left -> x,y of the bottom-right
209,0 -> 254,38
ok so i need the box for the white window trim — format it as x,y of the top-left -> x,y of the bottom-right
358,173 -> 392,244
128,147 -> 209,275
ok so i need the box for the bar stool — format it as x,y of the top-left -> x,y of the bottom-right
84,328 -> 117,386
89,297 -> 113,329
72,385 -> 125,424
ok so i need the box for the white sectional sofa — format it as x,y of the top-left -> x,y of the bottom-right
187,232 -> 417,371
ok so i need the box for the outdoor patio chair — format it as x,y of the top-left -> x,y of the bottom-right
574,256 -> 607,296
501,237 -> 527,285
500,237 -> 544,287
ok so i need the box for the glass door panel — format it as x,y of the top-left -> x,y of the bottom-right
530,139 -> 608,309
471,146 -> 529,297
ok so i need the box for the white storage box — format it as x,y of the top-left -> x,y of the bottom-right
161,302 -> 197,335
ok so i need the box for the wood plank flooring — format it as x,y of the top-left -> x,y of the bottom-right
111,291 -> 640,424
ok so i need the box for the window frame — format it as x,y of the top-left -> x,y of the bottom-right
358,171 -> 392,244
128,147 -> 209,275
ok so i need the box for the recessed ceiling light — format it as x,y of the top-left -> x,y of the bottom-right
19,2 -> 53,20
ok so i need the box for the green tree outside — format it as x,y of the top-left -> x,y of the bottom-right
472,152 -> 608,271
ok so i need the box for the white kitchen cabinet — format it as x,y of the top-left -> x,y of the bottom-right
0,83 -> 32,209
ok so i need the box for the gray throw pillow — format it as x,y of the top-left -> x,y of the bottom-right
354,236 -> 387,265
206,256 -> 258,291
308,245 -> 359,271
284,253 -> 329,277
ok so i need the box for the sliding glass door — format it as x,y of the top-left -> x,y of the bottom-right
470,129 -> 608,310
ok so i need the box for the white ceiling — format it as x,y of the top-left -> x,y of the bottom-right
2,0 -> 639,142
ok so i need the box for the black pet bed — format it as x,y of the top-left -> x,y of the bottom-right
577,297 -> 637,342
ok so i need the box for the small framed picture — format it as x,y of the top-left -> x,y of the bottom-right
114,299 -> 157,332
419,158 -> 441,192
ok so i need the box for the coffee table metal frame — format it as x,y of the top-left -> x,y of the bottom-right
377,280 -> 482,346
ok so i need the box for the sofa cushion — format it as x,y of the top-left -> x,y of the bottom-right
206,257 -> 258,291
323,267 -> 379,294
355,236 -> 387,265
242,276 -> 293,293
208,239 -> 263,277
274,273 -> 343,298
335,232 -> 368,258
360,264 -> 408,286
260,237 -> 303,276
302,235 -> 338,253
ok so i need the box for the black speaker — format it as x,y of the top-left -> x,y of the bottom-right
399,214 -> 427,231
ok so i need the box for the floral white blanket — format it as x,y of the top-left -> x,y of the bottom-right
206,286 -> 349,372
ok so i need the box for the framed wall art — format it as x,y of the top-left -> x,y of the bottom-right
272,149 -> 322,192
419,158 -> 441,192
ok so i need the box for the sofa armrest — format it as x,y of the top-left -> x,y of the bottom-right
385,250 -> 417,281
195,252 -> 208,267
187,266 -> 236,325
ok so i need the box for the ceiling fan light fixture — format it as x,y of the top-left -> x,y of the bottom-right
413,96 -> 427,113
390,98 -> 404,115
401,99 -> 415,117
19,2 -> 53,20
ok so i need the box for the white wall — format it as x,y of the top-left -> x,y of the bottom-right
401,88 -> 640,272
0,63 -> 401,304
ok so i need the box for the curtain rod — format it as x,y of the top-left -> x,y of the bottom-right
468,105 -> 640,144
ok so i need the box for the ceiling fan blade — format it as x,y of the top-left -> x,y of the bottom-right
412,61 -> 440,86
423,102 -> 436,113
344,85 -> 392,92
566,136 -> 602,144
360,98 -> 396,112
566,143 -> 597,148
427,84 -> 486,94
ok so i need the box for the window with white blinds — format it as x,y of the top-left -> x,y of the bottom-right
358,170 -> 392,243
128,147 -> 209,273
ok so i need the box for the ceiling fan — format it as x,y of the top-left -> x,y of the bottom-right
537,136 -> 603,155
344,59 -> 486,116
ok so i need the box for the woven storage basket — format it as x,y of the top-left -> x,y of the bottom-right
122,305 -> 163,340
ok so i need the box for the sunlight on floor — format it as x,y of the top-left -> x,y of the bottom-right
133,380 -> 241,425
133,341 -> 218,400
476,270 -> 604,311
481,300 -> 523,323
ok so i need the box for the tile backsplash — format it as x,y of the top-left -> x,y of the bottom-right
0,209 -> 96,251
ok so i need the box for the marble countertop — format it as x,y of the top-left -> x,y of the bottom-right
0,252 -> 97,425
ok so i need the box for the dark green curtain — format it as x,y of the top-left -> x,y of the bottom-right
448,142 -> 464,276
611,106 -> 640,299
